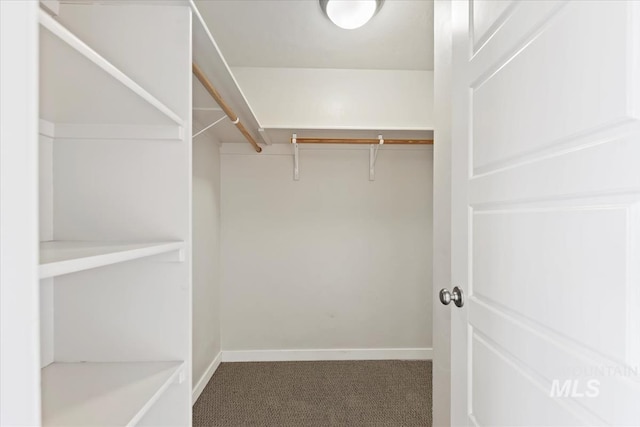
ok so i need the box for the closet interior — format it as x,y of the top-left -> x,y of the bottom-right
25,0 -> 434,424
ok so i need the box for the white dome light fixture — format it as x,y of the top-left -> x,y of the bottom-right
320,0 -> 384,30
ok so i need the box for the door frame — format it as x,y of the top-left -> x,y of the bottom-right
432,0 -> 454,425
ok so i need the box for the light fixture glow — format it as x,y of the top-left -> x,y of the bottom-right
320,0 -> 383,30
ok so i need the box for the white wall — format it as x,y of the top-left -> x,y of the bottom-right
220,144 -> 433,355
232,67 -> 434,130
192,137 -> 222,394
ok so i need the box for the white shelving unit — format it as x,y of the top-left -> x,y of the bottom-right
39,9 -> 184,141
34,3 -> 193,426
42,362 -> 184,427
40,11 -> 183,127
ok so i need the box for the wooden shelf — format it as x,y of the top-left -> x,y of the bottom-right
42,361 -> 183,427
39,10 -> 184,131
39,241 -> 184,279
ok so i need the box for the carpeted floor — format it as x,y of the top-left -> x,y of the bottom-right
193,360 -> 432,427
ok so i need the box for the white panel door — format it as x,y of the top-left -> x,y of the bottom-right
449,1 -> 640,426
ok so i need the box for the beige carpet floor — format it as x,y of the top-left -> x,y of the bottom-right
193,360 -> 432,427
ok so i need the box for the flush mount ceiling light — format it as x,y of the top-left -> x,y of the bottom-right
320,0 -> 384,30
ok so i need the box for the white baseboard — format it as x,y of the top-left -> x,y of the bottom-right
221,348 -> 432,362
192,351 -> 222,405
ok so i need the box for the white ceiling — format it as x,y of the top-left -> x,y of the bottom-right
194,0 -> 434,71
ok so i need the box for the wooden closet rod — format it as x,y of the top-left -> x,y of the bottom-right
192,62 -> 262,153
290,137 -> 433,145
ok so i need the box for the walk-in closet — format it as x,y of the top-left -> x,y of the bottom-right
3,1 -> 434,425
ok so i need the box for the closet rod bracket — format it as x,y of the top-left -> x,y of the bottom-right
369,134 -> 384,181
192,115 -> 227,139
293,133 -> 299,181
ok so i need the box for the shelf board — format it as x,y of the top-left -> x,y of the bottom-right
42,361 -> 183,427
39,10 -> 184,129
39,241 -> 184,279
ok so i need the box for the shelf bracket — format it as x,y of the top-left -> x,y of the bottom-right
192,115 -> 227,139
369,134 -> 384,181
293,133 -> 299,181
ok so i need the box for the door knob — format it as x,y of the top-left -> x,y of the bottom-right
439,286 -> 464,307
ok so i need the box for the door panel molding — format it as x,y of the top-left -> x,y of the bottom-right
471,1 -> 638,172
470,329 -> 604,426
469,0 -> 518,56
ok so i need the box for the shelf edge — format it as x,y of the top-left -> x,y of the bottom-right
39,241 -> 185,279
127,362 -> 184,427
42,361 -> 184,427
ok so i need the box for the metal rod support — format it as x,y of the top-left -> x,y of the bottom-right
192,115 -> 227,138
293,133 -> 299,181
